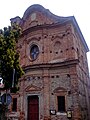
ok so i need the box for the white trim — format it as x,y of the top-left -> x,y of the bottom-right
56,112 -> 67,116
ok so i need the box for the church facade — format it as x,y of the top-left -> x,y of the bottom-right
8,4 -> 90,120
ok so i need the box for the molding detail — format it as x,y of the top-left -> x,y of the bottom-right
25,84 -> 41,92
53,87 -> 67,93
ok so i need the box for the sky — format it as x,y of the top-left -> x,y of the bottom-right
0,0 -> 90,72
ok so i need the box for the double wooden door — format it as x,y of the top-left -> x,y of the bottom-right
28,95 -> 39,120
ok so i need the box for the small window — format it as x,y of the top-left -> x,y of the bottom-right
12,98 -> 17,112
57,96 -> 65,112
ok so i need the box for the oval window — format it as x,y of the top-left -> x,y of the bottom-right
30,44 -> 39,60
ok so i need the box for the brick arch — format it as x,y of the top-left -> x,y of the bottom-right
51,35 -> 64,59
53,40 -> 62,57
51,35 -> 63,41
52,36 -> 62,49
54,41 -> 61,51
27,37 -> 39,44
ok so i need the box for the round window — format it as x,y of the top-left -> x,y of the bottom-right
30,44 -> 39,60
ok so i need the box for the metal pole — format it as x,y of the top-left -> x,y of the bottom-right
12,69 -> 15,88
0,92 -> 1,120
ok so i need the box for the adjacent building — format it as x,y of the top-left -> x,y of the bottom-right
8,4 -> 90,120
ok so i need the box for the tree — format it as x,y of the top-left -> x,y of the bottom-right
0,23 -> 24,92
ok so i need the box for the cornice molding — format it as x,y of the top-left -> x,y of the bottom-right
23,59 -> 79,72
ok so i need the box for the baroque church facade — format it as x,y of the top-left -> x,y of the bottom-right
8,4 -> 90,120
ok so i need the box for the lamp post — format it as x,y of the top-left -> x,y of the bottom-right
0,77 -> 4,120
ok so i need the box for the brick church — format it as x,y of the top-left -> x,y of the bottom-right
8,4 -> 90,120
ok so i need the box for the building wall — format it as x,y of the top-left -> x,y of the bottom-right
8,5 -> 90,120
73,27 -> 90,120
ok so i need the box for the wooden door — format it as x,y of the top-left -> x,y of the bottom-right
28,96 -> 39,120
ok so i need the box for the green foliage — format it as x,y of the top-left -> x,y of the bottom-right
0,23 -> 24,92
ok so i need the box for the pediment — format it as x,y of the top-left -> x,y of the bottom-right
22,4 -> 69,29
53,87 -> 67,93
25,84 -> 41,92
22,11 -> 54,29
23,4 -> 56,22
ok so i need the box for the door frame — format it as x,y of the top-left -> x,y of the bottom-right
26,94 -> 40,120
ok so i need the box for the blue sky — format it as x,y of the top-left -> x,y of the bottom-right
0,0 -> 90,72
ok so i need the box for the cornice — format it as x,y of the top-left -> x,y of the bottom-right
20,21 -> 70,37
23,59 -> 79,72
